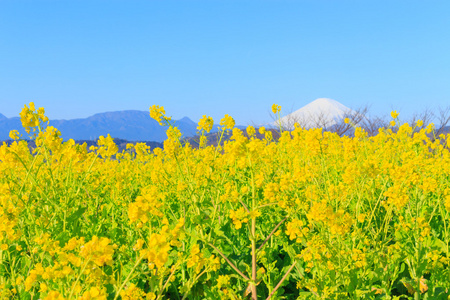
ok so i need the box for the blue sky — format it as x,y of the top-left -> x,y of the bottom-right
1,0 -> 449,125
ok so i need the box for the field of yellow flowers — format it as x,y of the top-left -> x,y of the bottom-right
1,102 -> 450,299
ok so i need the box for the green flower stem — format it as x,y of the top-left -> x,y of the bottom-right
207,243 -> 249,281
251,217 -> 257,300
68,256 -> 92,299
267,249 -> 310,300
250,155 -> 257,300
239,199 -> 250,213
156,262 -> 180,300
257,215 -> 289,251
114,251 -> 147,300
181,268 -> 208,300
266,261 -> 296,300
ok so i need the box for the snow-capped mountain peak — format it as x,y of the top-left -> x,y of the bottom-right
273,98 -> 354,130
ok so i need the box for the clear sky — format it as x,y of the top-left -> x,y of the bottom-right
1,0 -> 449,126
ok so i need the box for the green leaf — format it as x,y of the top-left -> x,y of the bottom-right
67,206 -> 87,223
400,262 -> 406,273
55,230 -> 71,246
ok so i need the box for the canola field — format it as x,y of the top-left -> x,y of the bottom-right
1,103 -> 450,299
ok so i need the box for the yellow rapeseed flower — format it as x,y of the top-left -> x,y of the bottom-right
149,105 -> 166,125
217,275 -> 230,289
220,114 -> 235,131
197,115 -> 214,133
43,291 -> 65,300
271,104 -> 281,114
9,130 -> 20,140
391,110 -> 399,119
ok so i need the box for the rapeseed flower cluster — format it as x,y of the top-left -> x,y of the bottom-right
19,102 -> 49,134
197,115 -> 214,133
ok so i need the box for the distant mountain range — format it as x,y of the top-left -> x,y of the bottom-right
0,110 -> 199,142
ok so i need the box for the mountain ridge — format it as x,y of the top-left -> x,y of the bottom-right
0,110 -> 198,142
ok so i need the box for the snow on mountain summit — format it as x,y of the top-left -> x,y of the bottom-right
273,98 -> 354,130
